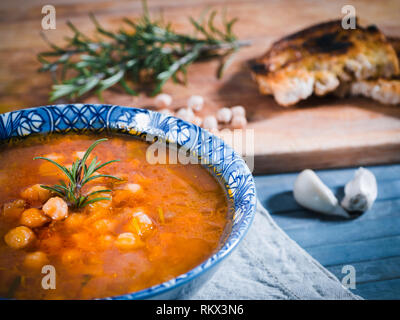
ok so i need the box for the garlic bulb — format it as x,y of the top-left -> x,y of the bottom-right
341,167 -> 377,212
294,169 -> 349,218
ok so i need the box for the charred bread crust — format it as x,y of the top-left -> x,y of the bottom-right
250,19 -> 400,106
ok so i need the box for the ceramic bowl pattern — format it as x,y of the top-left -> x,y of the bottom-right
0,104 -> 257,299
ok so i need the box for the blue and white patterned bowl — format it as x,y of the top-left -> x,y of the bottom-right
0,104 -> 257,300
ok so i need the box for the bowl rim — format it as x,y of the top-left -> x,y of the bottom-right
0,104 -> 257,300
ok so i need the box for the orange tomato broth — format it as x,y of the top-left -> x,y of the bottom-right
0,133 -> 231,299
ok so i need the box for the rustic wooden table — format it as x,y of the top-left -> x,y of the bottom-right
1,0 -> 400,300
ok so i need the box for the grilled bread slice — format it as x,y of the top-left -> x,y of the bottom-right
349,78 -> 400,105
250,20 -> 399,106
339,38 -> 400,105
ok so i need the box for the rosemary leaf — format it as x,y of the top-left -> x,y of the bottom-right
34,139 -> 121,209
38,1 -> 250,101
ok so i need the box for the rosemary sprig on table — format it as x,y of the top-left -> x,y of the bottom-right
33,138 -> 122,209
37,2 -> 250,101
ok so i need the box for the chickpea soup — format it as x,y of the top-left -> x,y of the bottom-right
0,134 -> 230,299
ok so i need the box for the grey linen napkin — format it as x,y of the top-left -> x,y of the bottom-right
192,200 -> 361,300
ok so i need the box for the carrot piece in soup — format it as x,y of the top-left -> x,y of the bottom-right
123,209 -> 154,237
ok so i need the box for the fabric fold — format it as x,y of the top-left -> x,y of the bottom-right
192,200 -> 361,300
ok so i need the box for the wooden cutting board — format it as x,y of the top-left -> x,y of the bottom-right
1,0 -> 400,174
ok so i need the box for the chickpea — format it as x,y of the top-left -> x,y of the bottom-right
187,95 -> 204,112
2,199 -> 26,220
230,105 -> 246,117
115,232 -> 144,251
4,226 -> 35,249
24,251 -> 49,269
176,108 -> 195,122
20,208 -> 49,228
216,107 -> 233,124
125,183 -> 141,194
21,184 -> 51,204
154,93 -> 172,109
64,213 -> 86,230
231,115 -> 247,129
202,115 -> 218,130
42,197 -> 69,221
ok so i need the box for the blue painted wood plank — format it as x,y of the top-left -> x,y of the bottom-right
254,164 -> 400,187
286,215 -> 400,248
327,256 -> 400,284
254,164 -> 400,299
352,279 -> 400,300
306,235 -> 400,266
271,198 -> 400,231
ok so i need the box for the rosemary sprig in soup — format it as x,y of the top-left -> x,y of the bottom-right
34,138 -> 122,208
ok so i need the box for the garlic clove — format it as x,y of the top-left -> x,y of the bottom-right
202,115 -> 218,130
294,169 -> 349,218
341,167 -> 377,212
